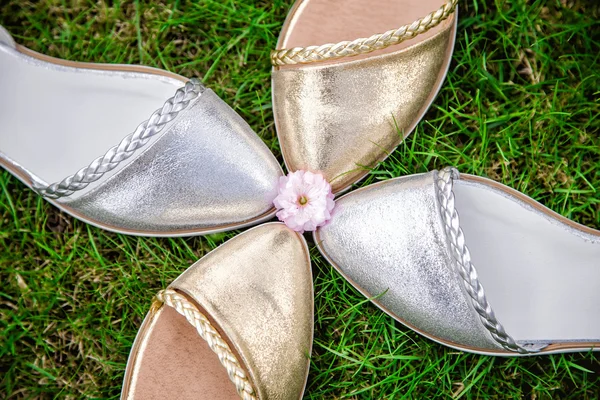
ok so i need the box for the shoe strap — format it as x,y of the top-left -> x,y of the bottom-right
34,79 -> 204,199
271,0 -> 458,66
436,167 -> 546,354
156,289 -> 258,400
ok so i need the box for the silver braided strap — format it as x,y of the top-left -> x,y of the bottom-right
271,0 -> 457,66
435,167 -> 543,354
156,289 -> 257,400
34,79 -> 205,199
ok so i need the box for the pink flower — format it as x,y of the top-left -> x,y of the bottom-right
273,170 -> 335,233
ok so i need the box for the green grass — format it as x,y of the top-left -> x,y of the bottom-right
1,0 -> 599,398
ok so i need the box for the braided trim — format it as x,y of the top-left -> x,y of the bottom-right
33,78 -> 205,199
271,0 -> 457,66
156,289 -> 258,400
435,167 -> 543,354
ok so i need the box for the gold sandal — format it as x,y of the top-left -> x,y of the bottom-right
121,223 -> 313,399
272,0 -> 458,193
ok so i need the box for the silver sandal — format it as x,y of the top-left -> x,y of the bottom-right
0,26 -> 282,236
315,167 -> 600,355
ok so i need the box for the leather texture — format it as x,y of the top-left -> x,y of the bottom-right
170,223 -> 313,399
316,170 -> 600,355
272,7 -> 455,193
63,90 -> 282,235
315,172 -> 503,351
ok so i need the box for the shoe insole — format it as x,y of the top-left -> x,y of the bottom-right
0,43 -> 184,186
279,0 -> 450,63
123,305 -> 240,400
454,179 -> 600,342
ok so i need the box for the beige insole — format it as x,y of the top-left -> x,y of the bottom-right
123,305 -> 240,400
279,0 -> 450,63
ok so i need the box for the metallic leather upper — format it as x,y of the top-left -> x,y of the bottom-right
315,172 -> 504,351
62,89 -> 283,235
171,223 -> 314,400
272,18 -> 455,193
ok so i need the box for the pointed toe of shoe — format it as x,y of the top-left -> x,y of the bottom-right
171,223 -> 313,399
123,223 -> 313,399
315,172 -> 502,352
63,89 -> 283,236
273,18 -> 456,192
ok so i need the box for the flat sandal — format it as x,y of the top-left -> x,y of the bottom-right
0,26 -> 282,236
272,0 -> 458,193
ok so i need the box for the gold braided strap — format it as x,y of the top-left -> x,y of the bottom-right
271,0 -> 458,66
156,289 -> 258,400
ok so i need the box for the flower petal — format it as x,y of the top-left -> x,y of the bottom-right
273,170 -> 335,233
